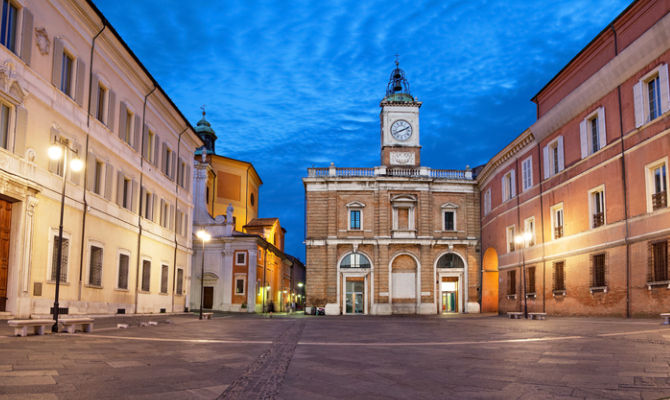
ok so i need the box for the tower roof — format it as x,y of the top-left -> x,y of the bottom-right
194,108 -> 217,155
383,58 -> 416,103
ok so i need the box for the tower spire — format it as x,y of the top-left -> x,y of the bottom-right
383,57 -> 416,103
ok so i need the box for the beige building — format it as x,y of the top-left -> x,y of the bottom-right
303,63 -> 480,315
0,0 -> 201,318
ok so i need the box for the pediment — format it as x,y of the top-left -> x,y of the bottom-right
441,202 -> 459,209
346,201 -> 366,208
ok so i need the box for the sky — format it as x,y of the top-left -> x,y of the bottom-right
95,0 -> 631,260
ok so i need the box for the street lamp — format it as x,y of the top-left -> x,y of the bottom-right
514,231 -> 533,319
196,229 -> 211,320
48,138 -> 83,332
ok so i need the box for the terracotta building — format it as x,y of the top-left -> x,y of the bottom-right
303,62 -> 480,315
479,0 -> 670,316
191,113 -> 304,313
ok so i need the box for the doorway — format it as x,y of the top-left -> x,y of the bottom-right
0,199 -> 10,312
344,279 -> 364,314
203,286 -> 213,309
440,278 -> 459,313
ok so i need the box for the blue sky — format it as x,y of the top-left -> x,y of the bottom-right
95,0 -> 631,259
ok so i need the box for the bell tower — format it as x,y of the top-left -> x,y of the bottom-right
380,59 -> 422,167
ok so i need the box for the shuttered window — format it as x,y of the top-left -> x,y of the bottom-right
592,254 -> 606,288
650,241 -> 668,283
141,260 -> 151,292
508,270 -> 516,295
118,253 -> 129,290
160,264 -> 168,294
527,266 -> 536,293
553,261 -> 565,291
51,235 -> 69,282
0,0 -> 18,53
176,268 -> 183,295
88,245 -> 103,286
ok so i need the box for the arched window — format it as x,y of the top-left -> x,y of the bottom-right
340,253 -> 371,269
437,253 -> 465,269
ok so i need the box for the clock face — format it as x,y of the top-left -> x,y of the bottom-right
391,120 -> 412,141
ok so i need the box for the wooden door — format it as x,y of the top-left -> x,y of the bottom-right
0,199 -> 11,312
203,286 -> 213,309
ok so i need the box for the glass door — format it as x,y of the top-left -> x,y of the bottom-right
440,280 -> 459,313
345,280 -> 364,314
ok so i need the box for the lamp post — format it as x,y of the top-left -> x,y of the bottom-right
196,229 -> 211,320
514,231 -> 532,319
48,138 -> 84,333
297,282 -> 304,310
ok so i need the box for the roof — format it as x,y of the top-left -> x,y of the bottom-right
209,154 -> 263,185
244,218 -> 279,228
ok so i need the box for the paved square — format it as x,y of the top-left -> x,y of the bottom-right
1,314 -> 670,399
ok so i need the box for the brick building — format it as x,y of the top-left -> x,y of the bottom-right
303,62 -> 480,315
479,0 -> 670,316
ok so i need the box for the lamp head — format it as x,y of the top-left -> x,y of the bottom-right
196,230 -> 211,241
48,145 -> 63,160
70,157 -> 84,172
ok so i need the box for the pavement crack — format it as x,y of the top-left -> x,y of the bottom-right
218,320 -> 305,400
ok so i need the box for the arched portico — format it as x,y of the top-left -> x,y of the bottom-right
482,248 -> 499,313
388,252 -> 421,314
336,251 -> 373,315
434,251 -> 467,314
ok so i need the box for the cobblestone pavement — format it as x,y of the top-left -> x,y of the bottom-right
0,313 -> 670,399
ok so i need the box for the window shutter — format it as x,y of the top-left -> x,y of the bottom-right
86,152 -> 96,191
118,102 -> 127,141
511,170 -> 516,198
161,142 -> 167,173
543,146 -> 549,179
70,167 -> 81,186
19,8 -> 33,65
633,81 -> 644,127
74,57 -> 86,106
107,90 -> 116,131
51,38 -> 64,88
14,106 -> 27,157
142,124 -> 149,159
139,186 -> 146,216
90,74 -> 99,117
501,176 -> 506,201
178,157 -> 184,185
133,115 -> 141,152
149,193 -> 155,221
579,119 -> 587,158
185,164 -> 191,192
660,63 -> 670,114
154,135 -> 160,167
104,163 -> 114,200
131,179 -> 139,213
597,107 -> 606,150
116,171 -> 124,206
169,204 -> 174,230
557,137 -> 564,172
153,195 -> 158,222
170,151 -> 176,180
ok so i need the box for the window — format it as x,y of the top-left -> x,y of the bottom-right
163,146 -> 172,177
524,217 -> 535,247
543,137 -> 564,178
340,253 -> 371,269
60,52 -> 74,97
443,210 -> 455,231
591,253 -> 606,288
589,187 -> 605,228
235,276 -> 245,295
147,130 -> 155,163
437,253 -> 465,269
527,266 -> 536,294
502,170 -> 515,201
124,110 -> 133,145
96,83 -> 107,123
646,159 -> 668,212
159,199 -> 170,228
484,189 -> 491,215
160,264 -> 168,294
521,156 -> 532,191
117,253 -> 129,290
122,178 -> 131,209
93,161 -> 103,195
50,234 -> 69,282
88,245 -> 103,286
142,189 -> 153,220
141,260 -> 151,292
590,117 -> 599,154
391,195 -> 416,234
349,209 -> 361,230
506,225 -> 515,253
178,158 -> 185,187
650,241 -> 668,283
551,203 -> 564,239
176,268 -> 184,295
553,261 -> 565,291
0,103 -> 9,150
508,270 -> 516,295
634,64 -> 669,127
235,251 -> 247,266
0,0 -> 18,53
580,107 -> 606,158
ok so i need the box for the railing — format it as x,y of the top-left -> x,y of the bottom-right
592,212 -> 604,228
429,169 -> 467,179
653,191 -> 667,210
306,165 -> 473,180
387,167 -> 420,177
554,226 -> 563,239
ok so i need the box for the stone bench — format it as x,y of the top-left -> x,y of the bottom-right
661,313 -> 670,325
507,312 -> 524,319
202,312 -> 213,320
528,312 -> 547,320
7,319 -> 54,337
59,318 -> 94,334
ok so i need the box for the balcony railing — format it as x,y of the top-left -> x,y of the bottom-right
306,165 -> 473,180
592,212 -> 604,228
554,226 -> 563,239
653,191 -> 667,210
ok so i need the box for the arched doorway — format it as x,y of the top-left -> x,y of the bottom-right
436,252 -> 466,313
390,253 -> 418,314
482,248 -> 499,312
339,252 -> 372,314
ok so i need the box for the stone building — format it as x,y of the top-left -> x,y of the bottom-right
303,62 -> 480,315
0,0 -> 202,318
479,0 -> 670,316
191,113 -> 304,313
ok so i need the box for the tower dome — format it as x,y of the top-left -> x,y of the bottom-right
194,109 -> 217,155
383,58 -> 416,103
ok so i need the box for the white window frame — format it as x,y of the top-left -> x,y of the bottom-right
521,156 -> 533,191
588,185 -> 606,229
580,107 -> 606,158
634,63 -> 670,127
95,80 -> 109,125
234,251 -> 247,266
116,249 -> 131,291
543,136 -> 564,179
140,257 -> 152,293
506,225 -> 516,253
234,273 -> 246,295
441,203 -> 458,231
501,170 -> 515,202
484,188 -> 491,215
47,228 -> 71,284
0,101 -> 14,152
86,240 -> 104,288
60,48 -> 76,98
0,1 -> 19,54
391,195 -> 416,233
551,203 -> 564,240
645,157 -> 669,213
160,263 -> 169,294
524,217 -> 536,247
175,267 -> 184,295
345,201 -> 365,231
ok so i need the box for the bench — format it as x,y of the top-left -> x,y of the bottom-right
59,318 -> 94,334
202,312 -> 213,320
507,312 -> 524,319
528,312 -> 547,320
7,319 -> 54,337
661,313 -> 670,325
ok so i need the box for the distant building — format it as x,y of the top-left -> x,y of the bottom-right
0,0 -> 201,318
479,0 -> 670,316
191,113 -> 304,313
303,62 -> 480,315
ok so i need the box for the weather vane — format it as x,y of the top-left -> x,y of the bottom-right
394,54 -> 400,66
200,104 -> 206,116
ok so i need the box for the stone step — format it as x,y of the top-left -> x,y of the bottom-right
0,312 -> 14,320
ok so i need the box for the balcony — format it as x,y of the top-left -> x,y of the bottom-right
554,226 -> 563,239
306,164 -> 473,180
653,191 -> 667,210
592,212 -> 604,228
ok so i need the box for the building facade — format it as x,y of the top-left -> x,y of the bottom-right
191,113 -> 304,313
479,0 -> 670,316
304,63 -> 480,315
0,0 -> 201,318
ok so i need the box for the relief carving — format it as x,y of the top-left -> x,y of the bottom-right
35,28 -> 50,55
390,151 -> 415,165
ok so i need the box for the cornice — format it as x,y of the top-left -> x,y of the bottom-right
476,130 -> 535,187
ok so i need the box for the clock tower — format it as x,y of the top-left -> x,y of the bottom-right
380,60 -> 422,167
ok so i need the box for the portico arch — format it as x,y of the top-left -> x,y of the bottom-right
482,248 -> 499,313
388,252 -> 420,314
434,251 -> 467,314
